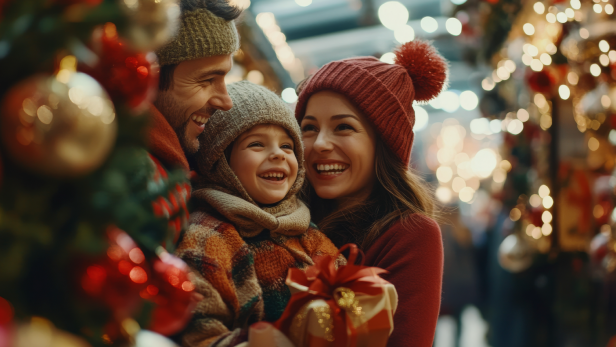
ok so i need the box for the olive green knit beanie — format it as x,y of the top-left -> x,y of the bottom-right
195,80 -> 304,204
156,8 -> 239,66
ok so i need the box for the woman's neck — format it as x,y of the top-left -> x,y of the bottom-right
332,190 -> 372,214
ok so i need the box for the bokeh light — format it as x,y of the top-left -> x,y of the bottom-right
421,16 -> 439,33
378,1 -> 409,30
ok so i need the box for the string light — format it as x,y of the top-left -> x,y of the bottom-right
558,85 -> 571,100
523,23 -> 535,35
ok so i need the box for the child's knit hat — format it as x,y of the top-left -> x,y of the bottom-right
295,40 -> 448,166
195,80 -> 304,204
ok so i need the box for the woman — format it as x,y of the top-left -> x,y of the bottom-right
295,40 -> 447,347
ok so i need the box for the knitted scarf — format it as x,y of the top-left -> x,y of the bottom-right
147,104 -> 189,172
192,188 -> 310,238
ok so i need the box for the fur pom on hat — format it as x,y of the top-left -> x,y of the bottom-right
295,40 -> 448,165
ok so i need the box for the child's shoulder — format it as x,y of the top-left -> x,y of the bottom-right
180,210 -> 245,250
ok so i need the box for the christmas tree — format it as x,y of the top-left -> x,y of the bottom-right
0,0 -> 198,346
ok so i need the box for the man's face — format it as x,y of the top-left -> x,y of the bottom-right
154,54 -> 233,157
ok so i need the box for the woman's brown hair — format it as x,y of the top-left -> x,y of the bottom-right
303,138 -> 438,251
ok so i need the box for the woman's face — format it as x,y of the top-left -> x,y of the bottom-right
301,91 -> 377,202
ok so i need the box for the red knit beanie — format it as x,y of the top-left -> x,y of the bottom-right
295,40 -> 448,166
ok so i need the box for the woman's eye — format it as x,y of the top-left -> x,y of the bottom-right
336,124 -> 355,131
301,124 -> 317,132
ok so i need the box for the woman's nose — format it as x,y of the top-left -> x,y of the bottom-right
313,131 -> 334,152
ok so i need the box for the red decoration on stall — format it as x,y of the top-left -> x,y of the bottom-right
527,69 -> 556,95
0,297 -> 14,326
81,23 -> 158,112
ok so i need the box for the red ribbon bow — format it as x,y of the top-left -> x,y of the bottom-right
274,244 -> 388,347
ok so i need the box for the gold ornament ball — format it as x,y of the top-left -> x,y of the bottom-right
119,0 -> 181,51
1,73 -> 117,177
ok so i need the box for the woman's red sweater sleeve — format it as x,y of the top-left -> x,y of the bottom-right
363,214 -> 444,347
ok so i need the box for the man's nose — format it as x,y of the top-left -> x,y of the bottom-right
209,83 -> 233,111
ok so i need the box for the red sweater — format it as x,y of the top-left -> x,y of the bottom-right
363,214 -> 444,347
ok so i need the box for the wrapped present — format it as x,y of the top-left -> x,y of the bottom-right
274,244 -> 397,347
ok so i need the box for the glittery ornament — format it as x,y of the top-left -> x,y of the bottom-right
0,68 -> 117,177
118,0 -> 180,51
83,23 -> 158,111
498,233 -> 534,273
11,318 -> 90,347
80,227 -> 197,339
147,251 -> 199,336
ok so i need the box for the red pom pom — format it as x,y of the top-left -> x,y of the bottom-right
393,40 -> 448,102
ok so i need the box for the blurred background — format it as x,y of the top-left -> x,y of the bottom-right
224,0 -> 616,346
1,0 -> 616,346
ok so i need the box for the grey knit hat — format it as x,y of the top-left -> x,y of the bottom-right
156,8 -> 239,66
194,80 -> 305,204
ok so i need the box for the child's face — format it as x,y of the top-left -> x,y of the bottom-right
229,124 -> 299,205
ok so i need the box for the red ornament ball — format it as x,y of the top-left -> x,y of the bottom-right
82,23 -> 158,112
147,252 -> 199,336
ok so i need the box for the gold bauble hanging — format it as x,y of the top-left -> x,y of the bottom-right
118,0 -> 180,51
1,67 -> 117,177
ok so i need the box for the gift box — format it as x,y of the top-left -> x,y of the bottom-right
274,244 -> 397,347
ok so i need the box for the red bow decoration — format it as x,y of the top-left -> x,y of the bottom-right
274,244 -> 388,347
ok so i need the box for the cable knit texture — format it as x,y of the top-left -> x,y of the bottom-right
295,40 -> 448,165
363,214 -> 444,347
176,81 -> 343,347
156,8 -> 239,66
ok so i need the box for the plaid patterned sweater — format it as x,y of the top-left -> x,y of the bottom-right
176,210 -> 342,347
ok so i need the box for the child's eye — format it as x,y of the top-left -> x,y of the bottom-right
281,144 -> 293,150
301,124 -> 317,132
336,123 -> 355,131
248,142 -> 264,148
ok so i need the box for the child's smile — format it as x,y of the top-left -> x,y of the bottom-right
258,170 -> 289,182
229,124 -> 299,205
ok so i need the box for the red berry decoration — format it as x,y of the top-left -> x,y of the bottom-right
82,23 -> 158,112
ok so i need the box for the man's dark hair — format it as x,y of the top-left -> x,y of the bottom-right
158,0 -> 242,91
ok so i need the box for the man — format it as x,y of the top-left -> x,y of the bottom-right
147,0 -> 242,244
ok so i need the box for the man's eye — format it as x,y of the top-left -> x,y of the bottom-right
302,124 -> 317,132
200,78 -> 214,84
336,124 -> 355,131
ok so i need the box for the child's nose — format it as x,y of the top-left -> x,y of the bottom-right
270,150 -> 286,161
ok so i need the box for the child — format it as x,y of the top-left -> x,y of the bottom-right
176,81 -> 343,347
